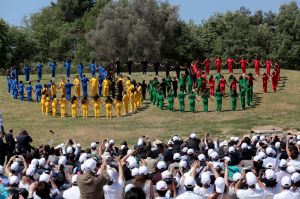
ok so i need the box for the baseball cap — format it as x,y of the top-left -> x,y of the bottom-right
201,172 -> 211,185
38,158 -> 46,167
72,175 -> 77,184
157,161 -> 167,170
279,159 -> 287,168
215,177 -> 225,193
179,160 -> 187,168
251,135 -> 258,141
173,153 -> 181,160
265,162 -> 275,169
253,155 -> 262,162
241,143 -> 248,149
275,142 -> 281,149
210,151 -> 219,159
233,173 -> 242,182
265,169 -> 276,180
286,165 -> 296,174
281,176 -> 291,188
58,156 -> 67,165
184,176 -> 195,188
181,147 -> 188,153
125,184 -> 134,193
266,147 -> 275,155
10,162 -> 19,171
84,159 -> 97,171
198,154 -> 206,161
260,135 -> 265,141
26,167 -> 35,176
39,173 -> 50,183
258,152 -> 266,159
131,168 -> 139,177
109,139 -> 115,145
79,153 -> 88,163
168,140 -> 174,145
161,170 -> 171,180
90,142 -> 97,148
229,146 -> 235,153
31,159 -> 39,166
291,172 -> 300,183
156,180 -> 168,191
187,148 -> 194,155
246,172 -> 257,186
107,169 -> 117,181
190,133 -> 197,139
173,136 -> 179,141
138,166 -> 148,176
66,146 -> 73,154
9,176 -> 19,185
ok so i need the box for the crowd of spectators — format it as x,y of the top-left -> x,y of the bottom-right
0,128 -> 299,199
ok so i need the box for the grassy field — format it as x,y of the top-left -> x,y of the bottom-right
0,69 -> 300,147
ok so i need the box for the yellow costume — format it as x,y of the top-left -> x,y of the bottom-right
123,94 -> 129,114
93,98 -> 101,118
134,91 -> 139,110
51,84 -> 57,97
82,100 -> 89,118
90,77 -> 98,97
60,80 -> 66,96
102,79 -> 110,97
45,97 -> 50,115
116,99 -> 122,117
71,99 -> 78,118
60,98 -> 67,118
41,94 -> 46,114
105,102 -> 113,118
52,98 -> 57,116
130,92 -> 135,112
73,78 -> 81,97
137,85 -> 142,107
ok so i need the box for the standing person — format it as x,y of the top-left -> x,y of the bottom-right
167,88 -> 174,111
50,81 -> 58,99
215,56 -> 222,74
98,75 -> 104,97
253,57 -> 262,76
10,77 -> 17,99
215,88 -> 224,112
49,60 -> 57,79
188,90 -> 198,113
6,72 -> 11,94
60,95 -> 67,118
264,58 -> 273,76
123,91 -> 129,115
208,75 -> 215,96
230,76 -> 238,95
70,96 -> 78,118
65,80 -> 74,101
240,86 -> 246,109
24,64 -> 31,82
219,75 -> 228,95
90,60 -> 96,77
105,96 -> 114,118
125,59 -> 134,76
153,62 -> 161,77
202,89 -> 212,112
274,61 -> 281,80
74,75 -> 81,98
93,94 -> 101,118
158,90 -> 165,110
231,90 -> 238,111
140,59 -> 149,77
186,74 -> 193,95
271,71 -> 278,92
77,63 -> 85,79
41,91 -> 46,114
246,85 -> 253,107
36,63 -> 43,81
226,56 -> 235,74
141,80 -> 147,100
64,59 -> 72,79
116,94 -> 123,117
26,81 -> 33,102
35,80 -> 43,102
163,60 -> 171,77
18,81 -> 25,101
52,95 -> 57,116
177,89 -> 186,112
60,78 -> 66,97
81,75 -> 89,97
45,94 -> 50,115
237,57 -> 249,75
90,75 -> 98,97
262,73 -> 269,94
81,96 -> 89,118
172,77 -> 178,98
102,77 -> 111,97
202,57 -> 211,75
115,58 -> 121,76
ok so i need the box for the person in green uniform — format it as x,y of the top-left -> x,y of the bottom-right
197,76 -> 203,94
228,75 -> 233,94
246,84 -> 252,107
231,90 -> 238,111
240,86 -> 246,109
158,90 -> 165,110
167,88 -> 175,111
152,77 -> 159,89
186,74 -> 193,94
188,90 -> 199,113
166,75 -> 172,93
201,89 -> 213,112
178,74 -> 185,92
238,75 -> 244,93
215,73 -> 221,86
148,80 -> 153,102
177,89 -> 186,112
152,87 -> 157,105
214,87 -> 224,112
156,89 -> 160,107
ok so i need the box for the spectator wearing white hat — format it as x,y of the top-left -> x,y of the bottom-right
63,174 -> 80,199
291,172 -> 300,197
103,157 -> 125,199
5,155 -> 27,177
133,165 -> 154,199
235,171 -> 266,199
263,169 -> 281,199
194,171 -> 214,197
186,133 -> 200,151
286,138 -> 300,171
176,176 -> 203,199
168,153 -> 181,170
263,147 -> 278,169
152,161 -> 167,185
273,176 -> 295,198
163,140 -> 174,165
208,177 -> 227,199
155,180 -> 169,199
144,150 -> 159,174
276,159 -> 289,183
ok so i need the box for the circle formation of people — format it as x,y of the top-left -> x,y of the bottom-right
0,129 -> 299,199
6,56 -> 281,118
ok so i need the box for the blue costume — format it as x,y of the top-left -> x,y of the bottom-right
90,63 -> 96,76
7,75 -> 11,93
35,83 -> 43,102
24,65 -> 31,82
18,83 -> 24,101
26,85 -> 33,102
64,61 -> 71,79
50,61 -> 57,78
98,65 -> 107,78
65,82 -> 74,100
81,77 -> 89,97
77,63 -> 85,78
11,67 -> 19,83
37,63 -> 43,80
11,79 -> 18,99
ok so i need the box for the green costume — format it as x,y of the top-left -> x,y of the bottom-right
178,76 -> 185,92
201,93 -> 209,112
215,91 -> 223,112
166,77 -> 172,91
148,82 -> 153,102
188,93 -> 196,112
231,92 -> 238,111
240,88 -> 246,109
152,89 -> 157,105
215,73 -> 221,86
246,86 -> 252,106
186,76 -> 193,94
197,77 -> 203,93
177,91 -> 185,112
156,91 -> 160,107
239,78 -> 245,92
167,91 -> 174,111
158,92 -> 164,110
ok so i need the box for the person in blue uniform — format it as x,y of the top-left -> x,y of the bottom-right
65,80 -> 74,100
18,81 -> 25,101
35,80 -> 43,102
26,82 -> 33,102
77,63 -> 85,78
11,78 -> 18,99
98,75 -> 104,97
81,75 -> 89,97
24,64 -> 31,82
64,59 -> 71,79
36,63 -> 43,81
49,60 -> 57,78
90,61 -> 96,77
6,73 -> 11,93
97,63 -> 107,78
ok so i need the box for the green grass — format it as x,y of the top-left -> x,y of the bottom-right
1,69 -> 300,148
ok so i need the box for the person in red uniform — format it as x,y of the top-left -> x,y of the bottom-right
237,57 -> 249,75
201,72 -> 207,91
208,75 -> 215,96
252,57 -> 262,76
218,75 -> 228,95
263,58 -> 273,76
202,57 -> 211,75
214,56 -> 222,74
230,76 -> 238,93
262,73 -> 269,94
274,61 -> 280,80
271,71 -> 278,92
226,57 -> 235,74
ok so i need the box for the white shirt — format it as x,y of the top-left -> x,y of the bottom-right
287,159 -> 300,170
63,186 -> 80,199
194,185 -> 214,197
103,179 -> 124,199
264,183 -> 282,199
273,190 -> 296,199
176,191 -> 204,199
236,188 -> 265,199
276,170 -> 290,183
263,157 -> 278,169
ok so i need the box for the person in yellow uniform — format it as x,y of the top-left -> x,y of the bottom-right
60,95 -> 67,118
137,84 -> 142,107
50,81 -> 57,98
73,75 -> 81,98
125,77 -> 131,91
70,96 -> 78,118
129,89 -> 135,113
123,91 -> 129,115
45,94 -> 50,115
102,77 -> 111,97
90,75 -> 98,97
41,91 -> 46,114
52,95 -> 57,116
42,84 -> 50,96
115,94 -> 123,117
127,83 -> 134,97
134,90 -> 139,111
60,78 -> 66,97
81,96 -> 89,118
93,94 -> 102,118
105,96 -> 113,118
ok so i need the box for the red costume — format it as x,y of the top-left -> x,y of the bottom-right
215,58 -> 222,73
227,58 -> 235,74
265,60 -> 272,76
271,72 -> 278,92
203,58 -> 211,75
209,78 -> 215,96
262,74 -> 269,93
230,79 -> 238,92
253,59 -> 261,76
240,59 -> 248,74
219,78 -> 227,95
